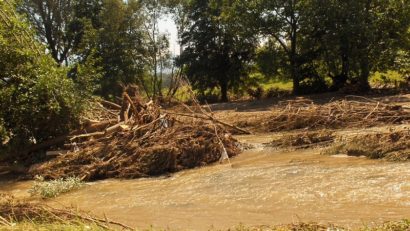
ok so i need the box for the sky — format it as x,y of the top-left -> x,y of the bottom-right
158,16 -> 180,55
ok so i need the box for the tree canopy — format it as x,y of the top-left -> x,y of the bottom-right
17,0 -> 410,101
1,0 -> 409,157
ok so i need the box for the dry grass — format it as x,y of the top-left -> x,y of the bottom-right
228,220 -> 410,231
3,220 -> 410,231
264,99 -> 409,132
0,193 -> 132,230
217,98 -> 410,133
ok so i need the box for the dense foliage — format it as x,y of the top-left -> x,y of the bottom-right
0,0 -> 85,155
177,0 -> 257,101
18,0 -> 410,101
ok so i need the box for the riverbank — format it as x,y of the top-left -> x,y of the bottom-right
2,145 -> 410,230
1,93 -> 410,230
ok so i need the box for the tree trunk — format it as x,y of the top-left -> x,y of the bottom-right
290,8 -> 299,95
291,61 -> 300,95
331,49 -> 349,91
357,0 -> 371,92
359,58 -> 371,91
338,37 -> 350,89
220,79 -> 228,102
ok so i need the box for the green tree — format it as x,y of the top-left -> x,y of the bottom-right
142,0 -> 172,98
178,0 -> 256,101
95,0 -> 146,98
246,0 -> 305,94
22,0 -> 79,64
307,0 -> 410,90
0,0 -> 85,155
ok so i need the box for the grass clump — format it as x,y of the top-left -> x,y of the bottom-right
0,193 -> 133,230
29,176 -> 84,198
0,222 -> 106,231
230,222 -> 340,231
360,219 -> 410,231
229,220 -> 410,231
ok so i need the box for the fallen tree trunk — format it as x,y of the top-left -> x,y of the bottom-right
27,135 -> 71,154
25,119 -> 118,155
81,119 -> 117,133
0,165 -> 28,174
69,132 -> 105,141
105,122 -> 125,134
98,99 -> 122,110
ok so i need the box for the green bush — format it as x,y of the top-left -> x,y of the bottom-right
29,176 -> 85,198
265,87 -> 290,98
247,86 -> 264,100
298,76 -> 329,94
0,1 -> 86,156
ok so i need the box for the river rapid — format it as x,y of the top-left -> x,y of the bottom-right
1,135 -> 410,230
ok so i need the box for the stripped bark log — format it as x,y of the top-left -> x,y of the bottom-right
105,122 -> 125,134
69,132 -> 105,141
46,150 -> 69,157
99,99 -> 121,110
81,119 -> 117,133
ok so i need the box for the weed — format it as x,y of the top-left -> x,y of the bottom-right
29,176 -> 84,198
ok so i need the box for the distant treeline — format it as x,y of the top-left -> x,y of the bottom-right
17,0 -> 410,101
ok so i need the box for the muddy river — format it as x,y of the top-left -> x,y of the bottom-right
1,135 -> 410,230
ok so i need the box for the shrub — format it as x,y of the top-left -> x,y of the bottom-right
197,93 -> 220,103
0,1 -> 87,156
29,176 -> 85,198
247,86 -> 264,100
265,87 -> 290,98
298,77 -> 329,95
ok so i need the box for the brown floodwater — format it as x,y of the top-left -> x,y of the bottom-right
1,135 -> 410,230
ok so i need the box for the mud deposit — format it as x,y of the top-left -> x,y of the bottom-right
1,135 -> 410,230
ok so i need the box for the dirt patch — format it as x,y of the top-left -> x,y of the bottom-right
323,129 -> 410,161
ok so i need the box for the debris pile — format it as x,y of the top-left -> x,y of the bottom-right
323,129 -> 410,161
0,193 -> 71,223
29,87 -> 241,181
265,98 -> 410,132
0,193 -> 132,229
267,130 -> 335,150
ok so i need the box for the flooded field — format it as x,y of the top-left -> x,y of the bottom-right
2,135 -> 410,230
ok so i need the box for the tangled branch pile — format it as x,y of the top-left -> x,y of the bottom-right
29,88 -> 240,181
323,129 -> 410,161
265,98 -> 410,132
0,193 -> 131,230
